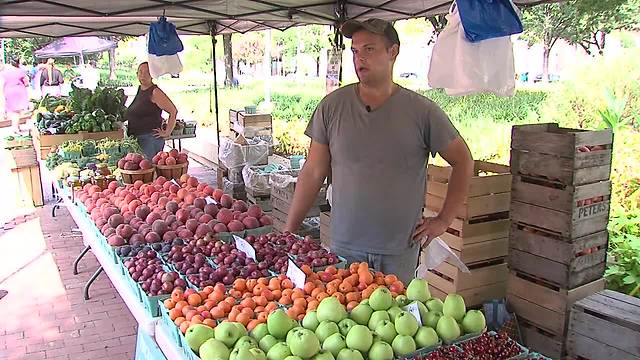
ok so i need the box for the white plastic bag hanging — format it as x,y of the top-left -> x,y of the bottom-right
415,237 -> 470,279
428,3 -> 516,97
148,53 -> 183,79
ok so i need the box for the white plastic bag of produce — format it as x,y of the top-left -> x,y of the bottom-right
428,3 -> 515,97
147,53 -> 183,79
416,237 -> 470,279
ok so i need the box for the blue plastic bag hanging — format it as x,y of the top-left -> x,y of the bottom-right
148,16 -> 184,56
456,0 -> 523,42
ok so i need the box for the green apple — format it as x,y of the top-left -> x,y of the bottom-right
259,334 -> 279,353
317,297 -> 347,323
426,298 -> 444,313
424,311 -> 442,329
391,335 -> 416,356
442,294 -> 466,322
349,303 -> 373,325
360,299 -> 369,306
436,315 -> 461,342
394,311 -> 419,337
283,357 -> 302,360
251,323 -> 270,342
406,279 -> 430,303
215,322 -> 241,348
368,341 -> 394,360
345,324 -> 373,353
315,320 -> 339,343
266,342 -> 291,360
268,309 -> 297,340
374,320 -> 397,344
287,328 -> 320,358
386,306 -> 402,323
369,287 -> 393,311
311,350 -> 336,360
368,310 -> 390,331
338,318 -> 356,336
336,348 -> 364,360
302,311 -> 320,331
414,327 -> 439,348
236,323 -> 249,338
395,295 -> 410,307
286,327 -> 304,344
235,335 -> 259,350
249,348 -> 267,360
199,338 -> 230,360
231,347 -> 256,360
186,324 -> 215,352
322,332 -> 346,357
461,310 -> 486,334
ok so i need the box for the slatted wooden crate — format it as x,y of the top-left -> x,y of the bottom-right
519,318 -> 568,360
247,193 -> 272,212
426,260 -> 508,308
567,290 -> 640,360
507,270 -> 604,336
8,147 -> 38,169
509,224 -> 608,289
230,109 -> 272,136
222,177 -> 246,200
11,165 -> 44,207
272,209 -> 320,239
510,123 -> 613,186
426,160 -> 511,220
320,211 -> 331,246
511,176 -> 611,240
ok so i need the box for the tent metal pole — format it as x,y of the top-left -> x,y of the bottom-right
210,22 -> 220,167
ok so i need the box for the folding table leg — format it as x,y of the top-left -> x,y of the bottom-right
83,266 -> 103,300
73,245 -> 91,275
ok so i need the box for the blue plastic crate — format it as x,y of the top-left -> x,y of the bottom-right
159,301 -> 182,348
135,329 -> 166,360
178,330 -> 200,360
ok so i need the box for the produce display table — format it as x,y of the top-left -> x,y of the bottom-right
154,320 -> 183,360
166,133 -> 196,152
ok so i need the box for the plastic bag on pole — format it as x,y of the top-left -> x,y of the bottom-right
427,5 -> 516,97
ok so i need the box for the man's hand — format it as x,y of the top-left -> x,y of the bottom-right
413,216 -> 450,249
152,127 -> 170,139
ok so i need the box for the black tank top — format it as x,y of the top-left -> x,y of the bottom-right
126,85 -> 163,136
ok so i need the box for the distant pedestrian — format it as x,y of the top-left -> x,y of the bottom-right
0,58 -> 30,133
40,58 -> 64,97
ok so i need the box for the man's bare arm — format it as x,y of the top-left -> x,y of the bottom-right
413,136 -> 474,245
284,140 -> 331,232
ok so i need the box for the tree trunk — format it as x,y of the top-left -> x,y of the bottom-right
542,45 -> 550,83
316,56 -> 320,77
597,31 -> 606,55
223,33 -> 233,87
108,45 -> 116,80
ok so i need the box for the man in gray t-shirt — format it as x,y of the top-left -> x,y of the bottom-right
284,18 -> 474,284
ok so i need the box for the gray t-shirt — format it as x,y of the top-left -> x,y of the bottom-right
305,84 -> 459,255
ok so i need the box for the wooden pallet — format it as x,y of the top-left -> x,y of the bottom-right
506,271 -> 605,336
510,123 -> 613,186
567,290 -> 640,360
509,224 -> 607,288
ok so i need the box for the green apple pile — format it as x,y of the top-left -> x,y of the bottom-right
185,321 -> 268,360
183,278 -> 486,360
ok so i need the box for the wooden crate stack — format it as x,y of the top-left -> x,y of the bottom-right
507,123 -> 613,359
271,174 -> 326,239
320,211 -> 331,246
422,161 -> 512,308
567,290 -> 640,360
3,142 -> 43,207
229,109 -> 272,137
217,162 -> 247,200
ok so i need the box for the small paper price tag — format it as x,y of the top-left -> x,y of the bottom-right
233,235 -> 256,260
170,179 -> 180,186
286,259 -> 306,290
403,302 -> 423,326
205,196 -> 217,205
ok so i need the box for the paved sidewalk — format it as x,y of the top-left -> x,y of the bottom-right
0,205 -> 137,360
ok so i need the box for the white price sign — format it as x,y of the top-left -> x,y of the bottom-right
170,179 -> 180,186
233,235 -> 256,260
286,259 -> 306,290
403,302 -> 423,326
205,196 -> 217,205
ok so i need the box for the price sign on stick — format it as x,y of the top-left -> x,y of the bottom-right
286,259 -> 306,290
233,235 -> 256,260
403,302 -> 423,326
205,196 -> 217,205
170,179 -> 180,186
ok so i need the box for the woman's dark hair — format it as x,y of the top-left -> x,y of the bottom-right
138,61 -> 149,69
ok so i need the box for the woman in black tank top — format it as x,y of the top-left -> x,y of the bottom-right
125,62 -> 178,159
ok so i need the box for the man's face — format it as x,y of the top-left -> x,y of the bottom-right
351,30 -> 398,86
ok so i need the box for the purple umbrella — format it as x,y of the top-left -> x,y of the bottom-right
35,36 -> 116,59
